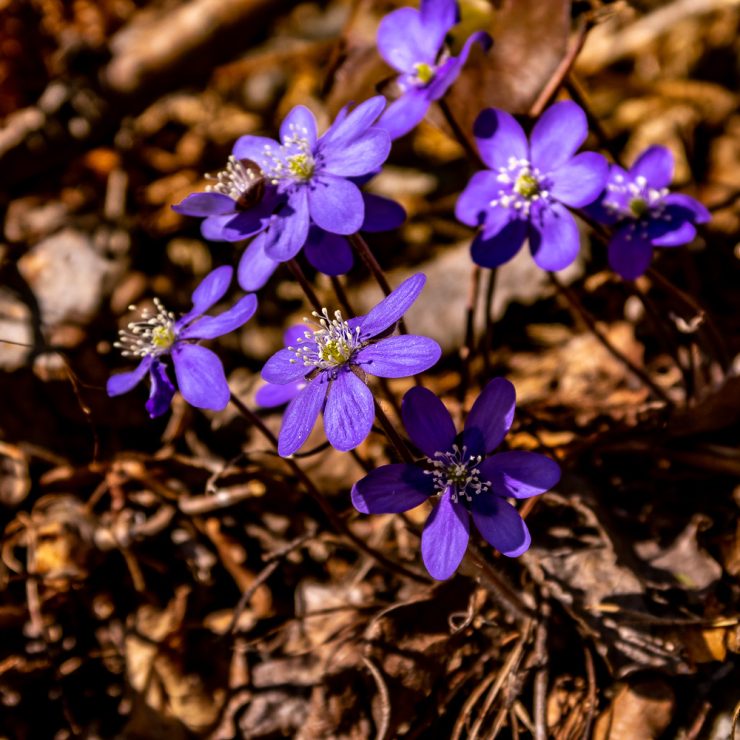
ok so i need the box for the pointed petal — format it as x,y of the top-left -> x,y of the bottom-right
631,146 -> 674,189
472,495 -> 530,557
172,192 -> 235,216
255,380 -> 305,408
608,227 -> 653,280
426,31 -> 492,101
323,369 -> 374,452
376,89 -> 431,140
663,193 -> 710,223
456,170 -> 501,227
549,152 -> 609,208
188,266 -> 234,318
478,451 -> 560,499
107,356 -> 153,397
400,386 -> 456,458
277,376 -> 328,456
362,193 -> 406,232
650,219 -> 696,247
146,360 -> 175,418
358,273 -> 425,339
180,294 -> 257,340
473,109 -> 528,171
237,231 -> 280,291
462,377 -> 515,457
530,101 -> 587,172
355,335 -> 441,378
307,175 -> 364,235
304,228 -> 353,276
263,189 -> 310,261
377,7 -> 432,72
320,97 -> 388,149
420,0 -> 458,53
352,463 -> 433,513
172,344 -> 230,411
470,218 -> 527,268
421,490 -> 470,580
261,348 -> 308,385
280,105 -> 318,148
321,130 -> 391,178
528,202 -> 581,272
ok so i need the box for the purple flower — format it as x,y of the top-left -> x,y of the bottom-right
352,380 -> 560,580
107,266 -> 256,417
261,274 -> 441,456
456,101 -> 609,271
238,189 -> 405,292
376,0 -> 491,140
255,325 -> 307,408
586,146 -> 711,280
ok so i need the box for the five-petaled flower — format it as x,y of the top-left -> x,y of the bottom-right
376,0 -> 491,140
351,380 -> 560,580
261,273 -> 441,456
586,145 -> 711,280
107,266 -> 256,417
456,101 -> 608,271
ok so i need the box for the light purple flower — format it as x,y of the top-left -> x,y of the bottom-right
107,266 -> 256,417
352,380 -> 560,580
456,101 -> 609,271
586,146 -> 711,280
261,274 -> 441,456
376,0 -> 491,140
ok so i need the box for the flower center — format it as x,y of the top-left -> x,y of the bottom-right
629,197 -> 648,218
205,156 -> 265,209
261,124 -> 317,185
413,62 -> 435,85
288,308 -> 362,371
424,444 -> 491,503
490,158 -> 550,217
114,298 -> 177,358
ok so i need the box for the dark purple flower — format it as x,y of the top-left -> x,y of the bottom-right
107,266 -> 256,417
456,101 -> 608,271
376,0 -> 491,140
238,190 -> 405,291
352,380 -> 560,580
586,146 -> 711,280
261,274 -> 441,456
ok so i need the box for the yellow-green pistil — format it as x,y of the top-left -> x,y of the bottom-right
287,153 -> 315,180
514,172 -> 540,199
151,325 -> 176,351
318,338 -> 352,366
629,197 -> 649,218
414,62 -> 435,85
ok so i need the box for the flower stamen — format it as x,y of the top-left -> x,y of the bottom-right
424,444 -> 490,503
288,308 -> 362,371
114,298 -> 177,358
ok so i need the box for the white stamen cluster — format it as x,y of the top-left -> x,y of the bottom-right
424,444 -> 491,503
205,155 -> 261,201
288,308 -> 362,371
114,299 -> 177,358
490,157 -> 551,217
603,174 -> 671,242
261,124 -> 317,184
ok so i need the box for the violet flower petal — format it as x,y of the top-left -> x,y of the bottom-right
185,265 -> 233,321
145,361 -> 176,418
256,380 -> 305,408
470,219 -> 527,268
650,219 -> 696,247
421,489 -> 470,580
261,348 -> 308,385
419,0 -> 459,54
263,189 -> 310,261
528,202 -> 580,272
549,152 -> 609,208
663,193 -> 710,223
107,356 -> 153,397
354,335 -> 441,378
377,7 -> 433,72
478,451 -> 561,499
233,134 -> 280,162
280,105 -> 318,148
426,31 -> 492,101
358,273 -> 426,339
529,100 -> 587,173
361,193 -> 406,232
319,96 -> 387,149
180,294 -> 257,340
277,376 -> 329,456
377,89 -> 431,141
304,229 -> 354,276
462,377 -> 516,457
351,463 -> 433,514
201,214 -> 244,242
172,192 -> 235,216
608,226 -> 653,280
307,175 -> 364,235
456,170 -> 503,227
172,343 -> 230,411
630,145 -> 674,189
473,109 -> 528,171
400,386 -> 457,459
323,369 -> 374,451
471,495 -> 531,557
321,130 -> 391,178
237,231 -> 280,292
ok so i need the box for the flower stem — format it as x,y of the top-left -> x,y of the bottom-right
329,275 -> 353,317
348,232 -> 392,296
229,392 -> 427,583
373,399 -> 415,464
550,273 -> 674,407
287,259 -> 322,313
437,97 -> 481,165
458,264 -> 481,402
481,267 -> 498,378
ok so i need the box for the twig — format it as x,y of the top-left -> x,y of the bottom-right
533,610 -> 549,740
227,560 -> 280,635
481,267 -> 498,379
362,656 -> 392,740
287,258 -> 322,313
459,264 -> 481,402
348,232 -> 392,297
437,97 -> 481,164
373,400 -> 414,464
581,646 -> 597,740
